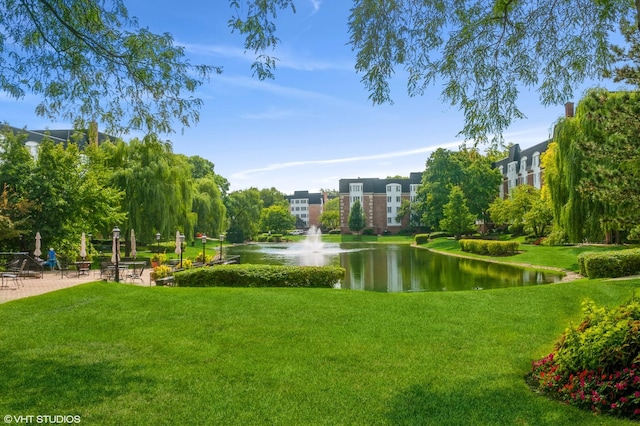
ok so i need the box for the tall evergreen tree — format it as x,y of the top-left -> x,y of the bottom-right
348,199 -> 366,233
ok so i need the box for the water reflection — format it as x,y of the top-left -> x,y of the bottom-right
225,243 -> 564,293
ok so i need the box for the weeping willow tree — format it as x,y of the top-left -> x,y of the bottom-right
102,135 -> 196,246
545,89 -> 640,243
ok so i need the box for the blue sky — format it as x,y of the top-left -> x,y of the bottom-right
2,1 -> 617,194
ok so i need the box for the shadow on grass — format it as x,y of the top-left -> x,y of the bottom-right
384,378 -> 627,425
0,349 -> 155,413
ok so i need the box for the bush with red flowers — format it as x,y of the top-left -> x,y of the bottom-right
529,298 -> 640,419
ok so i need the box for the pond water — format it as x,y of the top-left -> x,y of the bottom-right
224,242 -> 564,293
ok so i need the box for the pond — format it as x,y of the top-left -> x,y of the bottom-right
224,241 -> 564,293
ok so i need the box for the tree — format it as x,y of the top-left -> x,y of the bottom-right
439,186 -> 475,240
188,156 -> 230,195
259,187 -> 288,208
230,0 -> 638,143
193,177 -> 227,238
0,0 -> 218,135
28,138 -> 124,258
318,197 -> 340,231
488,184 -> 552,238
416,148 -> 499,230
545,89 -> 640,243
260,205 -> 296,234
101,136 -> 195,245
348,199 -> 366,233
225,188 -> 263,243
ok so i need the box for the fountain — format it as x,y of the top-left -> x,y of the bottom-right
300,225 -> 324,252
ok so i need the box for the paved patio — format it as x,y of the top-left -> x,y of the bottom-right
0,267 -> 154,304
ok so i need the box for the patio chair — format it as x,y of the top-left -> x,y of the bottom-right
56,259 -> 70,278
1,259 -> 26,288
125,263 -> 145,284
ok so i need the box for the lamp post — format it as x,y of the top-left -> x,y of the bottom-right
156,232 -> 161,253
179,233 -> 185,268
112,226 -> 120,283
219,234 -> 224,262
201,234 -> 207,264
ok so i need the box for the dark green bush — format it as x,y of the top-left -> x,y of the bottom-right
174,264 -> 345,288
459,239 -> 519,256
414,234 -> 429,245
362,228 -> 375,235
328,229 -> 341,234
578,249 -> 640,278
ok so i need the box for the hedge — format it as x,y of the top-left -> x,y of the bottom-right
174,264 -> 346,288
577,249 -> 640,278
414,234 -> 429,245
459,239 -> 519,256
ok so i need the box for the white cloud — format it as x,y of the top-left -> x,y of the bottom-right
309,0 -> 322,14
231,141 -> 460,181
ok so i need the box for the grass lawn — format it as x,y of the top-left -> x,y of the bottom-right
2,279 -> 640,424
423,237 -> 634,272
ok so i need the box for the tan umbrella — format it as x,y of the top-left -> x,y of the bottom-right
175,230 -> 182,256
130,229 -> 137,259
34,232 -> 42,258
80,232 -> 87,259
111,233 -> 120,263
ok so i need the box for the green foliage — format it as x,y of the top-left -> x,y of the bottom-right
459,239 -> 519,256
348,199 -> 366,233
193,176 -> 227,239
260,205 -> 296,234
318,210 -> 340,231
346,0 -> 633,144
151,264 -> 173,281
417,148 -> 499,231
489,185 -> 553,238
439,185 -> 476,239
530,298 -> 640,418
414,234 -> 429,244
225,188 -> 263,242
175,264 -> 345,288
546,89 -> 640,243
0,0 -> 217,134
578,249 -> 640,278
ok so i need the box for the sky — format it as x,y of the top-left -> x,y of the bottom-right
2,1 -> 619,194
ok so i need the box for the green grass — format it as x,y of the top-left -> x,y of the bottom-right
2,280 -> 640,425
424,237 -> 633,272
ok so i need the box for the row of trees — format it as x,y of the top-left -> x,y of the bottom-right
0,128 -> 302,257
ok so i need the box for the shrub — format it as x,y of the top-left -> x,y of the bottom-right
530,298 -> 640,419
459,239 -> 519,256
151,265 -> 172,281
578,249 -> 640,278
428,231 -> 451,239
414,234 -> 429,245
174,264 -> 345,288
362,228 -> 375,235
328,229 -> 341,234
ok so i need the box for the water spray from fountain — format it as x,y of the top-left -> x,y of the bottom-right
301,225 -> 324,252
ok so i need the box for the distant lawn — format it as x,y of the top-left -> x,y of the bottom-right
1,280 -> 640,425
423,237 -> 634,272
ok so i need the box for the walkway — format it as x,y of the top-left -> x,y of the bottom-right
0,267 -> 154,304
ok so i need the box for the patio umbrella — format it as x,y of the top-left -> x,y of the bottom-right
34,232 -> 42,258
130,229 -> 137,259
111,232 -> 120,263
175,230 -> 182,256
79,232 -> 87,259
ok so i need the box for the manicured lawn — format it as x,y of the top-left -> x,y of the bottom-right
1,279 -> 640,424
424,237 -> 634,272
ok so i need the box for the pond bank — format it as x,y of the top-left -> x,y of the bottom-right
413,243 -> 583,283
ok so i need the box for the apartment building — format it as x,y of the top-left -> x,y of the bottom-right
493,140 -> 549,199
285,191 -> 328,228
338,173 -> 422,234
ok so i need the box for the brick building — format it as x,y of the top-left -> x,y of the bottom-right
492,140 -> 549,199
338,173 -> 422,234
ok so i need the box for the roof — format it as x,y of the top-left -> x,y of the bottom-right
493,140 -> 550,171
339,172 -> 423,193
